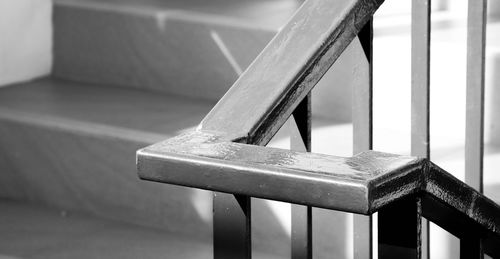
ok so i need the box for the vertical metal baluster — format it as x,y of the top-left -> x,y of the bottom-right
411,0 -> 431,173
411,0 -> 431,258
378,197 -> 422,259
465,0 -> 487,194
463,0 -> 487,257
291,94 -> 312,259
460,237 -> 483,259
213,193 -> 251,259
353,19 -> 374,259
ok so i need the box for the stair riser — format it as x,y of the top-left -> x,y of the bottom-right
0,118 -> 212,240
53,3 -> 274,101
0,117 -> 295,256
52,2 -> 368,122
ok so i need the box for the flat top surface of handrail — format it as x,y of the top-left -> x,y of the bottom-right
141,131 -> 418,182
138,131 -> 420,213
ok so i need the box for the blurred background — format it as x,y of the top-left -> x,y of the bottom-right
0,0 -> 499,258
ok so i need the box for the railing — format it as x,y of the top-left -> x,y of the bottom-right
136,0 -> 497,258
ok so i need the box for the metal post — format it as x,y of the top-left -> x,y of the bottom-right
214,193 -> 251,259
378,198 -> 422,259
291,94 -> 312,259
353,19 -> 374,259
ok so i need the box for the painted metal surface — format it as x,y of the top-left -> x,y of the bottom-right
460,237 -> 483,259
137,132 -> 496,216
411,0 -> 431,160
137,130 -> 500,257
353,20 -> 373,156
135,0 -> 500,256
199,0 -> 385,145
139,131 -> 377,213
353,20 -> 373,259
213,193 -> 251,259
465,0 -> 487,194
378,198 -> 421,258
411,0 -> 431,258
464,1 -> 487,256
138,131 -> 417,213
197,1 -> 384,257
136,1 -> 384,257
290,95 -> 312,259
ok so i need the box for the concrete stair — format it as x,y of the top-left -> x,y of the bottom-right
0,78 -> 212,235
0,1 -> 306,257
0,199 -> 210,259
0,199 -> 284,259
52,0 -> 301,101
0,77 -> 297,258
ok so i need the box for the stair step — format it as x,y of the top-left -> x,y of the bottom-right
0,200 -> 285,259
0,77 -> 212,142
0,77 -> 214,239
53,0 -> 301,101
0,77 -> 373,258
0,199 -> 209,259
55,0 -> 301,28
0,77 -> 295,257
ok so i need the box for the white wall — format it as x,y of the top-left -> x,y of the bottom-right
0,0 -> 52,87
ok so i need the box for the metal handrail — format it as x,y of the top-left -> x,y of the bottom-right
136,0 -> 498,257
137,131 -> 500,257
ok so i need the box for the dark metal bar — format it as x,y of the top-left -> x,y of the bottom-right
419,192 -> 487,258
419,185 -> 500,258
460,237 -> 483,259
354,216 -> 372,259
464,1 -> 487,253
482,236 -> 500,258
411,0 -> 431,258
291,94 -> 312,259
378,197 -> 421,259
423,164 -> 500,238
291,94 -> 312,152
353,19 -> 373,259
465,0 -> 487,193
353,18 -> 373,155
291,206 -> 312,259
213,193 -> 251,259
411,0 -> 431,160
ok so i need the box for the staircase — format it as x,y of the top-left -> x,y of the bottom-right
0,0 -> 302,258
3,0 -> 500,258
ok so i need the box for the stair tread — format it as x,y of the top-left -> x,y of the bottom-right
0,199 -> 211,259
55,0 -> 302,29
0,78 -> 213,142
0,200 -> 288,259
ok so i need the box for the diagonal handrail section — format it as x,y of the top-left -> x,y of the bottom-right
199,0 -> 384,145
